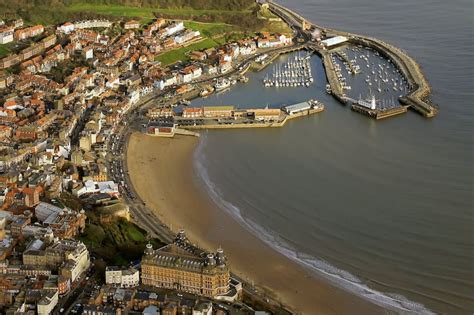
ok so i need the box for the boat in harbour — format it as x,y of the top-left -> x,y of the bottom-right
214,78 -> 231,92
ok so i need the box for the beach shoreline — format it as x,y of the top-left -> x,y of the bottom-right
126,132 -> 387,314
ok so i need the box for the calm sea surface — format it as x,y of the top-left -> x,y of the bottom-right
191,0 -> 474,313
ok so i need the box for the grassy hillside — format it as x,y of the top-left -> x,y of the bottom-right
1,0 -> 255,11
79,212 -> 165,265
0,0 -> 289,39
0,0 -> 257,25
0,44 -> 13,58
155,38 -> 220,65
65,3 -> 251,16
183,21 -> 234,37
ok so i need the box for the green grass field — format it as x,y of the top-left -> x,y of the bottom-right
0,46 -> 10,58
0,43 -> 14,58
79,217 -> 161,265
155,38 -> 220,65
183,21 -> 236,37
119,221 -> 147,242
65,4 -> 250,18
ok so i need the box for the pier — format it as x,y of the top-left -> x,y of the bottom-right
345,96 -> 409,119
174,100 -> 325,130
268,1 -> 438,118
181,107 -> 323,130
320,51 -> 346,102
351,104 -> 408,119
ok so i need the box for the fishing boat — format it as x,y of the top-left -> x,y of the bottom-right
215,78 -> 231,91
200,87 -> 214,97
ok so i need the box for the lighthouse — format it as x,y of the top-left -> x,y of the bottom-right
370,95 -> 377,110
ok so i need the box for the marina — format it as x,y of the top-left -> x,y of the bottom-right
319,45 -> 413,119
263,52 -> 314,87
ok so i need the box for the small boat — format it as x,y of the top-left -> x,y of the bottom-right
215,78 -> 231,91
326,84 -> 332,94
200,89 -> 213,97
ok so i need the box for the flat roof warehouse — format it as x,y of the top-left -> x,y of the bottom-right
321,36 -> 348,47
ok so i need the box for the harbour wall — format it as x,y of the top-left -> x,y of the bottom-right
351,104 -> 409,120
319,50 -> 346,104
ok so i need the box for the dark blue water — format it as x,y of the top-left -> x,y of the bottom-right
192,0 -> 474,313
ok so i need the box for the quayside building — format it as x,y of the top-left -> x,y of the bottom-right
141,231 -> 230,298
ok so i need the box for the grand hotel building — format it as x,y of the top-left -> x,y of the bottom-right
141,231 -> 230,298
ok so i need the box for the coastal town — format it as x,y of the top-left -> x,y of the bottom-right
0,0 -> 439,313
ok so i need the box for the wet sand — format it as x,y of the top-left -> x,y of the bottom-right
127,132 -> 387,314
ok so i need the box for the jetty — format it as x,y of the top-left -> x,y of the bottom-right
320,51 -> 345,102
347,96 -> 409,120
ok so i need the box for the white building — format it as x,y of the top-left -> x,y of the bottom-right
122,268 -> 140,287
61,241 -> 91,282
58,22 -> 75,34
219,62 -> 232,74
105,266 -> 139,288
321,36 -> 348,48
154,74 -> 178,90
75,180 -> 119,197
37,290 -> 59,315
164,22 -> 184,37
83,47 -> 93,59
283,101 -> 312,115
179,71 -> 193,84
191,66 -> 202,79
105,266 -> 122,285
128,89 -> 140,104
0,27 -> 14,44
173,30 -> 200,44
74,20 -> 112,30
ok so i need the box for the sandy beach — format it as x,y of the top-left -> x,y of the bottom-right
127,132 -> 386,315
